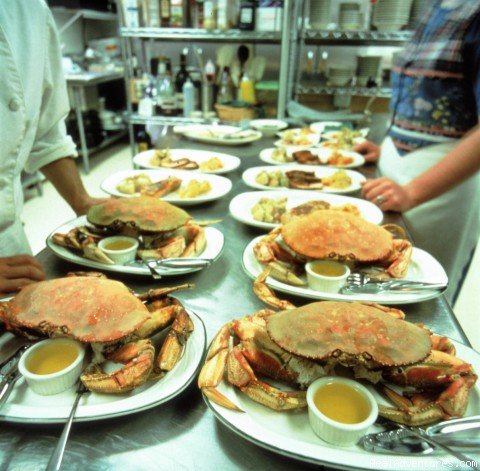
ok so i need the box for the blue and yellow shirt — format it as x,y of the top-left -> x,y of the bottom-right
388,0 -> 480,155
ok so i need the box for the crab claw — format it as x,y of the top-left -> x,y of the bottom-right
253,269 -> 296,311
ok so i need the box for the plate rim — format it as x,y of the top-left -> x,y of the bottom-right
132,148 -> 241,175
242,165 -> 366,194
241,236 -> 448,305
229,190 -> 384,230
46,216 -> 225,277
202,338 -> 480,471
0,310 -> 207,424
100,169 -> 233,205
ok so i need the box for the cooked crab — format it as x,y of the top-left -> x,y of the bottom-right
52,196 -> 206,263
198,272 -> 477,425
0,273 -> 194,393
254,209 -> 412,285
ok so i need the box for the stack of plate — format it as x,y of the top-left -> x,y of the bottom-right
339,3 -> 363,31
356,54 -> 382,86
328,66 -> 354,86
372,0 -> 414,31
409,0 -> 432,26
309,0 -> 332,30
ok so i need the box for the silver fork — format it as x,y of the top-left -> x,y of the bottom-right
347,273 -> 446,290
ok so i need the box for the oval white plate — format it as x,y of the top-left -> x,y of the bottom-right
182,126 -> 262,146
243,237 -> 448,305
204,339 -> 479,470
249,119 -> 288,135
260,147 -> 365,169
46,215 -> 224,277
229,190 -> 383,230
242,165 -> 366,194
0,310 -> 206,423
133,149 -> 241,175
101,169 -> 232,206
309,121 -> 343,134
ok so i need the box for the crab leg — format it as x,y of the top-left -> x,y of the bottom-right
155,308 -> 194,373
52,228 -> 114,264
81,339 -> 155,393
253,269 -> 296,311
198,324 -> 243,411
138,236 -> 186,259
386,239 -> 413,278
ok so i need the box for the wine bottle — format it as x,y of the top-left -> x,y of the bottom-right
175,52 -> 190,113
238,0 -> 255,31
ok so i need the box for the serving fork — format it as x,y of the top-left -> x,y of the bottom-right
345,272 -> 447,291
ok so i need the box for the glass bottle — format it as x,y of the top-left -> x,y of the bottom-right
183,78 -> 195,117
239,71 -> 256,104
170,0 -> 185,27
217,67 -> 234,104
158,61 -> 178,115
160,0 -> 171,27
175,52 -> 190,113
238,0 -> 255,30
204,0 -> 217,30
136,127 -> 152,153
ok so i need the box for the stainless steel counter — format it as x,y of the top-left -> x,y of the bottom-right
0,131 -> 469,471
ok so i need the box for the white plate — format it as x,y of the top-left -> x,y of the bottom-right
309,121 -> 344,134
46,216 -> 224,277
0,310 -> 206,424
101,169 -> 232,206
242,165 -> 366,194
243,237 -> 448,305
133,149 -> 241,175
322,128 -> 369,141
229,190 -> 383,230
204,339 -> 480,470
274,130 -> 321,153
249,119 -> 288,136
260,147 -> 365,169
182,125 -> 262,146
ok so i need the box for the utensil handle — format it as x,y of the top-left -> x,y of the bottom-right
0,373 -> 20,409
404,426 -> 479,470
45,392 -> 82,471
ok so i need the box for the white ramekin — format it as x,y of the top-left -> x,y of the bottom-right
98,236 -> 139,265
18,338 -> 86,396
306,376 -> 378,447
305,260 -> 350,293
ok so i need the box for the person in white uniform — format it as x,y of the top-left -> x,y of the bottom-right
356,0 -> 480,303
0,0 -> 105,294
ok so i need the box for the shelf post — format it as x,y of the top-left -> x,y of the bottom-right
277,0 -> 292,119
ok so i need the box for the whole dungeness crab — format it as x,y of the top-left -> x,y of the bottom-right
198,273 -> 477,425
52,196 -> 206,264
254,209 -> 412,285
0,274 -> 194,393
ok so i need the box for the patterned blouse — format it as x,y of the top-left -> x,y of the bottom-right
388,0 -> 480,155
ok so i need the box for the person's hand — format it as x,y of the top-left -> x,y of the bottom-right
362,177 -> 416,212
0,255 -> 46,295
72,196 -> 110,216
353,140 -> 381,163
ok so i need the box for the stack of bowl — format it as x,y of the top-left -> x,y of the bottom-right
408,0 -> 432,27
372,0 -> 414,31
309,0 -> 332,30
356,54 -> 382,86
339,3 -> 363,31
328,66 -> 354,86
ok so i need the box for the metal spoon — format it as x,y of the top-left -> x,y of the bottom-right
46,382 -> 88,471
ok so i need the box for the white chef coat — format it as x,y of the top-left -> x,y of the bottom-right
379,137 -> 480,303
0,0 -> 77,256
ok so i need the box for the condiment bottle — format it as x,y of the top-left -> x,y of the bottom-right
183,78 -> 195,117
239,71 -> 256,104
204,0 -> 217,30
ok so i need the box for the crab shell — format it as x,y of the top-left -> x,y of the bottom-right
266,301 -> 432,367
1,277 -> 151,343
87,196 -> 190,234
281,209 -> 393,262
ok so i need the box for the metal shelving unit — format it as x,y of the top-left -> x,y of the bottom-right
120,27 -> 281,43
117,0 -> 293,157
296,84 -> 392,98
287,0 -> 412,107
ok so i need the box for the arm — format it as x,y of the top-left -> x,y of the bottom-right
40,157 -> 107,215
362,127 -> 480,211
